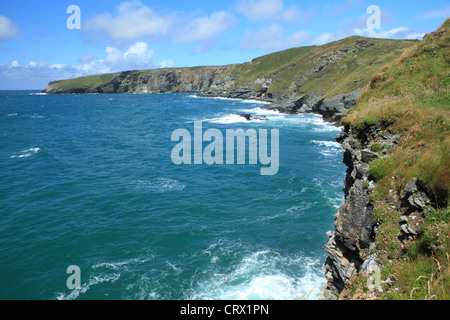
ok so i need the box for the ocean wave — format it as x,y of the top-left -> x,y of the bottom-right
189,95 -> 243,102
188,250 -> 325,300
311,140 -> 341,148
313,140 -> 342,158
7,113 -> 18,117
312,126 -> 342,133
239,107 -> 280,115
10,147 -> 41,159
319,149 -> 339,157
238,99 -> 270,105
205,114 -> 263,124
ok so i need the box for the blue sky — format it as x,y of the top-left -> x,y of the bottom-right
0,0 -> 448,89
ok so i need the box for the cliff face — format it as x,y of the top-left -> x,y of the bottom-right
323,123 -> 399,298
43,36 -> 417,119
322,122 -> 446,299
43,66 -> 236,95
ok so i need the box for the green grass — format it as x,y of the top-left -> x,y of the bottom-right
340,18 -> 450,300
369,157 -> 398,181
344,223 -> 450,300
343,18 -> 450,193
220,36 -> 416,97
55,73 -> 117,91
370,143 -> 386,153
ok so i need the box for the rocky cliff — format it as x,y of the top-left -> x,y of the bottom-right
322,18 -> 449,300
43,36 -> 416,121
323,123 -> 399,298
323,121 -> 448,299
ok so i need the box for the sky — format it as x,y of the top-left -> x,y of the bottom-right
0,0 -> 448,90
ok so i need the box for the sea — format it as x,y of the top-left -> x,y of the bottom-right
0,91 -> 346,300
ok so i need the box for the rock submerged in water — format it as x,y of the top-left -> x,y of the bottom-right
239,113 -> 269,121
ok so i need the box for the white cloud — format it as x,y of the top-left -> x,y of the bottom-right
236,0 -> 314,23
0,41 -> 176,89
241,24 -> 283,50
287,30 -> 312,46
310,25 -> 425,47
76,41 -> 170,74
50,64 -> 66,70
159,59 -> 175,68
75,42 -> 167,74
83,1 -> 236,53
236,0 -> 284,21
422,6 -> 450,19
10,60 -> 20,67
77,53 -> 95,63
0,15 -> 19,41
84,1 -> 174,42
354,27 -> 424,40
280,6 -> 315,24
311,32 -> 342,45
176,11 -> 236,43
104,41 -> 156,71
241,24 -> 310,51
310,10 -> 425,46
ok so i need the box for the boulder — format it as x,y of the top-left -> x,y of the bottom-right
361,150 -> 379,163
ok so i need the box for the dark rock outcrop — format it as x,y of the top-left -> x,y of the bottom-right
322,121 -> 448,299
238,114 -> 268,121
313,88 -> 364,121
268,88 -> 363,123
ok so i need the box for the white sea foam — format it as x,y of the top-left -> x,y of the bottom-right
166,261 -> 182,274
206,114 -> 254,124
56,255 -> 153,300
134,178 -> 186,193
239,99 -> 270,105
206,107 -> 285,124
27,115 -> 46,119
190,95 -> 243,102
7,113 -> 18,117
29,93 -> 47,95
92,256 -> 152,271
188,250 -> 326,300
313,140 -> 342,157
56,272 -> 121,300
239,107 -> 280,115
10,147 -> 41,158
311,140 -> 341,148
213,97 -> 243,101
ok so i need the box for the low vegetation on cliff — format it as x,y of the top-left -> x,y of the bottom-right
340,18 -> 449,300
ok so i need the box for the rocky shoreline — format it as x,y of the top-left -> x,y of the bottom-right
197,86 -> 364,126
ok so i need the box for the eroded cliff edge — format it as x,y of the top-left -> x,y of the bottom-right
322,18 -> 449,300
323,122 -> 448,299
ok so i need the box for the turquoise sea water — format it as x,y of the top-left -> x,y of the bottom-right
0,91 -> 345,300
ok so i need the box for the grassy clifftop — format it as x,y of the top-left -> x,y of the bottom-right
218,36 -> 416,98
44,36 -> 417,98
343,19 -> 449,193
341,18 -> 449,300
